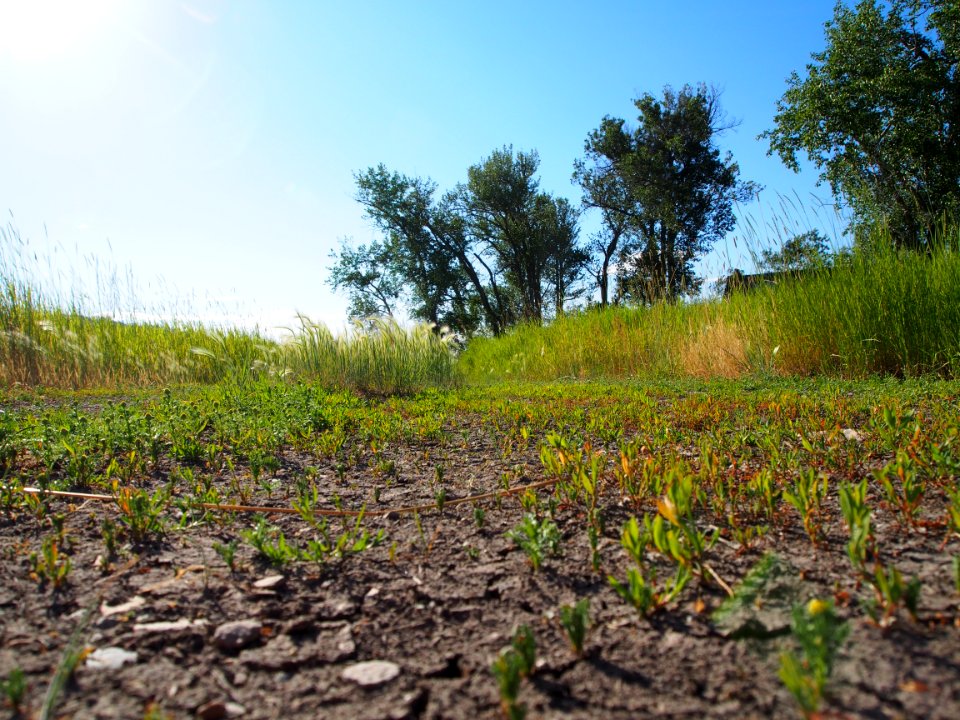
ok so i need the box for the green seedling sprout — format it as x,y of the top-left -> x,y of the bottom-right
875,452 -> 925,527
511,625 -> 536,677
1,667 -> 26,714
778,598 -> 849,719
559,598 -> 590,655
783,469 -> 828,546
112,482 -> 168,543
29,536 -> 71,589
490,650 -> 526,720
506,514 -> 562,571
212,540 -> 239,572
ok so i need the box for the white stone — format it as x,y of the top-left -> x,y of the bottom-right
86,646 -> 138,670
341,660 -> 400,687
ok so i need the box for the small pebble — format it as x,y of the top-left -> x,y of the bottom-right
342,660 -> 400,687
213,620 -> 263,652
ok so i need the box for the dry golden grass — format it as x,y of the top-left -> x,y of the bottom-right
679,318 -> 750,379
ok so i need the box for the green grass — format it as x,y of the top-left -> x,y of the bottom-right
460,227 -> 960,382
4,217 -> 960,391
1,221 -> 456,393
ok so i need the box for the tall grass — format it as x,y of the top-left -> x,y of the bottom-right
286,316 -> 458,395
1,220 -> 456,392
459,227 -> 960,382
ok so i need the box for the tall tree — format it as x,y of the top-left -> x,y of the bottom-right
756,230 -> 832,273
540,197 -> 588,316
762,0 -> 960,248
347,165 -> 501,335
576,85 -> 757,304
460,146 -> 586,323
573,149 -> 635,306
326,238 -> 401,319
330,151 -> 586,335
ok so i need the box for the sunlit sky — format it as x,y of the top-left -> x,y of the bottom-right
1,0 -> 846,334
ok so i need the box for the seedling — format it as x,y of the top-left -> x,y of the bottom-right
783,469 -> 828,545
101,519 -> 120,559
609,565 -> 690,616
490,649 -> 526,720
29,536 -> 71,588
865,564 -> 921,624
241,518 -> 301,566
213,540 -> 239,572
510,625 -> 536,677
875,452 -> 925,527
1,667 -> 26,714
112,482 -> 168,543
559,598 -> 590,655
645,475 -> 718,577
507,514 -> 561,571
434,487 -> 447,513
778,599 -> 849,719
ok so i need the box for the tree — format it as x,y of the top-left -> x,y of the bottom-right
540,197 -> 588,316
575,85 -> 757,304
460,147 -> 585,323
345,166 -> 496,335
326,238 -> 401,319
331,149 -> 586,335
573,149 -> 635,306
762,0 -> 960,249
756,230 -> 832,273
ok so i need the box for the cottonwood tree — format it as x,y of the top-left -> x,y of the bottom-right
763,0 -> 960,248
756,230 -> 832,273
575,85 -> 757,304
329,148 -> 586,335
326,238 -> 401,319
460,147 -> 585,322
573,152 -> 634,306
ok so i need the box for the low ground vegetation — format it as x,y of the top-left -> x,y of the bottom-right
1,377 -> 958,718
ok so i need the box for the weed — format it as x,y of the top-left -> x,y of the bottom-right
559,598 -> 590,655
778,599 -> 849,719
112,482 -> 168,543
490,649 -> 526,720
474,505 -> 486,529
1,667 -> 26,713
875,452 -> 925,527
864,564 -> 922,624
507,514 -> 561,571
783,469 -> 828,545
511,625 -> 536,677
29,536 -> 71,588
213,540 -> 239,572
241,518 -> 301,566
645,474 -> 718,578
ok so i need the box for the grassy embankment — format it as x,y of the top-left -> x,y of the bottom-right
0,221 -> 454,394
460,230 -> 960,382
3,219 -> 960,392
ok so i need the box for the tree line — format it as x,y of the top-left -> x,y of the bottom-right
330,0 -> 959,336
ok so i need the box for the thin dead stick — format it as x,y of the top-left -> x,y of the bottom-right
703,562 -> 734,597
12,477 -> 563,519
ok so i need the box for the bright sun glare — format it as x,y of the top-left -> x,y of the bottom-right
0,0 -> 120,63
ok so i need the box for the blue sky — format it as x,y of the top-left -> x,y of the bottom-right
1,0 -> 846,333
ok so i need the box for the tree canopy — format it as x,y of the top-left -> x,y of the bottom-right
763,0 -> 960,248
328,147 -> 587,335
574,85 -> 757,304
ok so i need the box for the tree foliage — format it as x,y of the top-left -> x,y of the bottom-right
756,230 -> 833,273
763,0 -> 960,248
574,85 -> 756,304
328,148 -> 587,335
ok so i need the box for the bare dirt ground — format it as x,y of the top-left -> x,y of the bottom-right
2,382 -> 959,719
